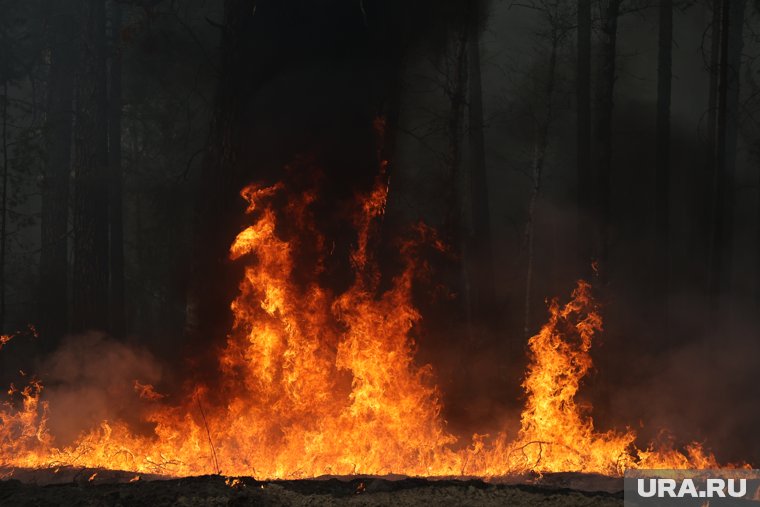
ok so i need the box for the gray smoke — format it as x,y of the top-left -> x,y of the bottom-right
39,333 -> 163,445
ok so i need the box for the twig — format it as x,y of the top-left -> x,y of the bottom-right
196,394 -> 220,474
176,147 -> 206,181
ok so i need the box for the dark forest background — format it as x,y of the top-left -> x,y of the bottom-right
2,0 -> 760,465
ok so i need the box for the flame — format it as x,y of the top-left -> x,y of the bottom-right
0,180 -> 729,478
225,477 -> 243,489
509,282 -> 637,473
133,381 -> 166,401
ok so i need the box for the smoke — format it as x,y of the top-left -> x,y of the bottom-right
38,333 -> 163,445
605,296 -> 760,465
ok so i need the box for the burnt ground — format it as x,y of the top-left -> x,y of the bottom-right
0,469 -> 624,506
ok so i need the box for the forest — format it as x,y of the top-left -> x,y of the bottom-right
1,0 -> 760,472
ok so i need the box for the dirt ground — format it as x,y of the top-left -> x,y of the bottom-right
0,469 -> 624,506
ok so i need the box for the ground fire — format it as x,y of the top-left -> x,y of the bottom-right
0,180 -> 729,480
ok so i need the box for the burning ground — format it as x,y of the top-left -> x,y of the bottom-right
0,181 -> 728,484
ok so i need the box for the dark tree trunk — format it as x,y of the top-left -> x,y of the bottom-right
108,0 -> 125,337
708,0 -> 744,301
576,0 -> 592,277
0,81 -> 7,332
594,0 -> 620,277
467,17 -> 496,329
720,0 -> 745,293
655,0 -> 672,323
708,0 -> 731,302
185,0 -> 257,374
757,169 -> 760,304
40,0 -> 77,344
702,0 -> 721,278
71,0 -> 110,332
707,0 -> 729,300
524,27 -> 559,339
444,26 -> 470,330
130,118 -> 146,334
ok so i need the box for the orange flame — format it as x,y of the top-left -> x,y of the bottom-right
512,281 -> 636,473
0,181 -> 728,478
134,381 -> 166,402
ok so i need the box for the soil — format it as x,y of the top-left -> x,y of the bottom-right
0,468 -> 624,506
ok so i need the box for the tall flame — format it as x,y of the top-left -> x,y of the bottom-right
0,181 -> 725,478
513,281 -> 636,473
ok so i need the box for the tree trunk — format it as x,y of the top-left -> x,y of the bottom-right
701,0 -> 721,285
720,0 -> 745,294
467,16 -> 496,330
71,0 -> 110,332
524,28 -> 559,339
109,0 -> 125,337
444,26 -> 471,331
594,0 -> 620,277
655,0 -> 672,324
130,117 -> 146,335
40,0 -> 77,344
708,0 -> 744,300
576,0 -> 592,277
0,81 -> 8,332
185,0 -> 257,374
757,168 -> 760,304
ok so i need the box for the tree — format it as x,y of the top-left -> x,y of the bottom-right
466,10 -> 497,330
522,1 -> 570,338
71,0 -> 110,332
185,0 -> 256,372
707,0 -> 745,301
109,0 -> 125,337
719,0 -> 745,293
655,0 -> 672,322
443,23 -> 471,331
1,78 -> 7,332
594,0 -> 621,276
40,0 -> 78,343
1,0 -> 47,333
576,0 -> 592,277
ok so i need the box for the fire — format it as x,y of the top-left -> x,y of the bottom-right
0,180 -> 727,479
509,281 -> 637,473
133,381 -> 166,401
506,283 -> 719,474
